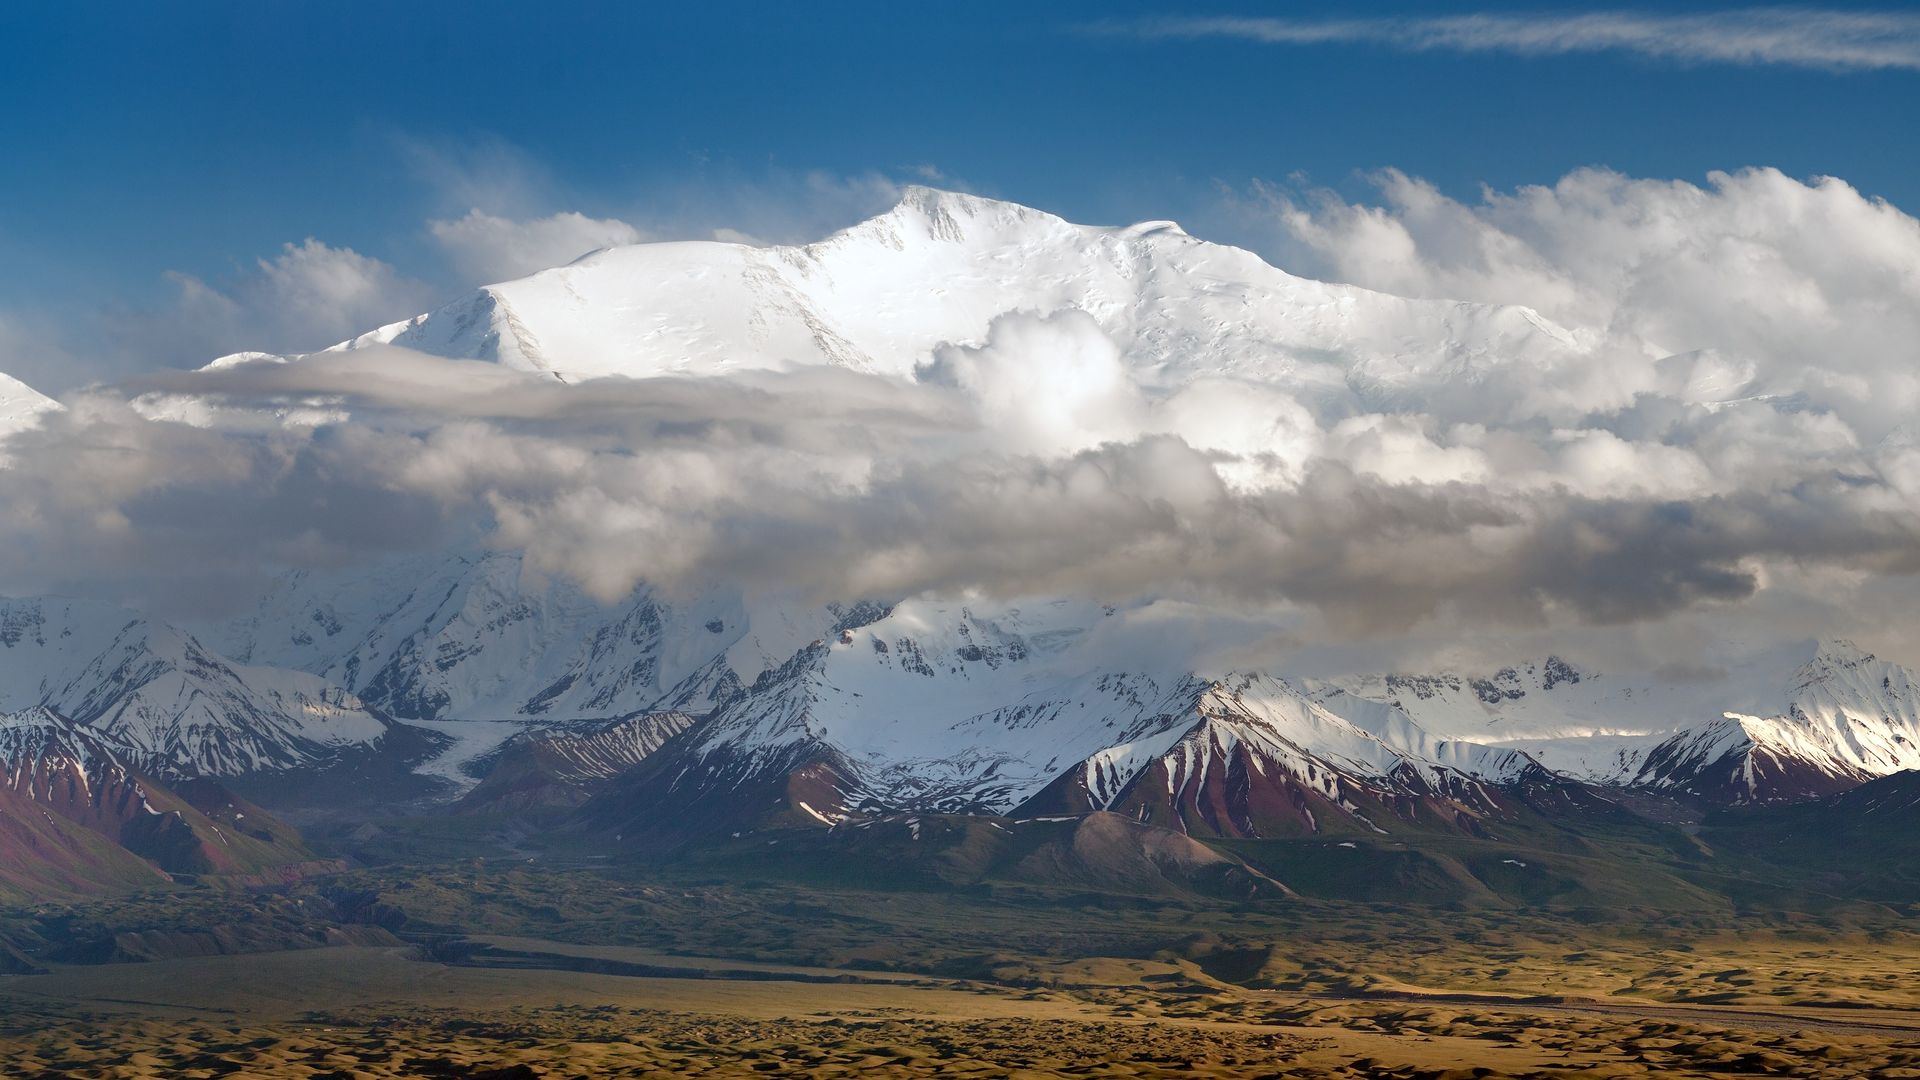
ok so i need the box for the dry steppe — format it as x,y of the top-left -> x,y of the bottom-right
4,929 -> 1919,1078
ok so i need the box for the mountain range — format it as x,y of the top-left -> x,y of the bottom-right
0,188 -> 1915,893
0,703 -> 328,902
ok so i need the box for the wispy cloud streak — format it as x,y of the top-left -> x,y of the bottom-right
1102,9 -> 1920,72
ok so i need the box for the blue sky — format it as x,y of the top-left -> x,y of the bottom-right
1,1 -> 1916,383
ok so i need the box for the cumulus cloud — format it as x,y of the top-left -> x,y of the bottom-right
0,306 -> 1911,645
147,239 -> 437,369
429,209 -> 648,284
1105,9 -> 1920,72
1235,166 -> 1920,441
917,310 -> 1147,456
1,238 -> 441,391
0,390 -> 448,614
217,238 -> 437,347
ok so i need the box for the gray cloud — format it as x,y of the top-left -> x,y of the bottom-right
3,311 -> 1916,645
1103,9 -> 1920,72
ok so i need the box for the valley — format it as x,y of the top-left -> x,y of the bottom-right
4,848 -> 1920,1078
1,188 -> 1917,1077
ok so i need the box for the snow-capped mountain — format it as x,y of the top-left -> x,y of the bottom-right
2,188 -> 1915,841
459,710 -> 694,810
0,596 -> 396,777
328,186 -> 1587,415
0,705 -> 321,900
167,190 -> 1628,831
1320,640 -> 1920,805
214,551 -> 863,721
1021,674 -> 1545,838
1625,641 -> 1920,803
571,597 -> 1561,844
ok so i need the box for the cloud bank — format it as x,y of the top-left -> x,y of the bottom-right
1,166 -> 1918,670
1107,9 -> 1920,72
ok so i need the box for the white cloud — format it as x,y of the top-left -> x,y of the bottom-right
396,133 -> 559,220
1109,10 -> 1920,72
155,238 -> 440,363
0,238 -> 439,391
14,297 -> 1905,641
251,239 -> 431,339
1235,166 -> 1920,441
429,209 -> 648,284
917,310 -> 1146,456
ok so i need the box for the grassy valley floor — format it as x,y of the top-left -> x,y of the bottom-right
3,943 -> 1920,1078
3,857 -> 1920,1078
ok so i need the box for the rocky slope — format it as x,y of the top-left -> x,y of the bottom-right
459,710 -> 695,811
0,706 -> 324,901
575,601 -> 1552,847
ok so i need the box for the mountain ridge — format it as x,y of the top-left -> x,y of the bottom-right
322,185 -> 1590,418
0,705 -> 326,900
0,188 -> 1912,851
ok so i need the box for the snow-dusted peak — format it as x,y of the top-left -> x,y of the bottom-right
0,703 -> 65,732
1191,672 -> 1533,783
1776,637 -> 1920,720
854,186 -> 1190,245
1320,639 -> 1920,802
1799,637 -> 1875,675
834,185 -> 1070,248
817,185 -> 1183,260
0,704 -> 136,775
316,187 -> 1587,402
0,594 -> 392,776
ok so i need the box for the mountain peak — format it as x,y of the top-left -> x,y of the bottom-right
890,184 -> 1029,217
826,185 -> 1069,249
319,182 -> 1584,400
871,187 -> 1191,244
1814,637 -> 1873,664
1794,638 -> 1879,686
0,704 -> 68,731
